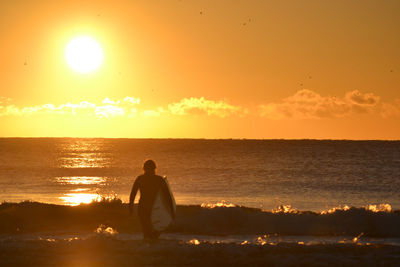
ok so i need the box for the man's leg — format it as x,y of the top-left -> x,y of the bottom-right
138,207 -> 152,240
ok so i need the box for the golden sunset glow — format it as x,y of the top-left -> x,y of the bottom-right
56,176 -> 105,185
0,0 -> 399,139
65,36 -> 103,73
60,193 -> 100,206
2,2 -> 400,265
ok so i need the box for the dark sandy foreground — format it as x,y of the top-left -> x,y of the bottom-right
1,236 -> 399,267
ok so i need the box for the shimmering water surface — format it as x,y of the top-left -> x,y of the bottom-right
0,138 -> 399,211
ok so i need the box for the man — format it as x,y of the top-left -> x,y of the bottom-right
129,160 -> 173,240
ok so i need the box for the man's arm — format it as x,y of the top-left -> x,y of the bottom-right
129,178 -> 139,215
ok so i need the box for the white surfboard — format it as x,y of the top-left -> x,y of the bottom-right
151,177 -> 176,232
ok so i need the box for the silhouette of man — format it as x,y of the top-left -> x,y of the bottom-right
129,160 -> 171,241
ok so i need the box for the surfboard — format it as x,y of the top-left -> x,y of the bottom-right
151,176 -> 176,232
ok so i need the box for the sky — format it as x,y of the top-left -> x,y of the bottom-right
0,0 -> 399,139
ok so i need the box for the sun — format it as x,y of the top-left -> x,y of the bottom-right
65,36 -> 103,73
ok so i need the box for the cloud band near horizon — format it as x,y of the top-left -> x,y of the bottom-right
0,89 -> 398,120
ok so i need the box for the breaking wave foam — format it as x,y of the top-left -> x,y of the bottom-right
0,201 -> 399,237
173,202 -> 399,237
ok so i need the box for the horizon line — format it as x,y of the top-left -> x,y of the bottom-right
0,137 -> 399,141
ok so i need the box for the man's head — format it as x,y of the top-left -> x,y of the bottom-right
143,159 -> 156,174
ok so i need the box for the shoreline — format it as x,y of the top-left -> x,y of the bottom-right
2,201 -> 400,265
1,201 -> 399,237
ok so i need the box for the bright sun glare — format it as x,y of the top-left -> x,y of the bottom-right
65,36 -> 103,73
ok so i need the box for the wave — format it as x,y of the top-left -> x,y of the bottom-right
174,203 -> 400,237
0,201 -> 399,237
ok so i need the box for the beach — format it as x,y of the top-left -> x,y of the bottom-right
2,236 -> 399,266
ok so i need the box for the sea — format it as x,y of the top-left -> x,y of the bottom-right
1,138 -> 400,265
0,138 -> 399,211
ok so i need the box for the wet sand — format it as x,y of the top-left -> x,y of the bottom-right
1,237 -> 400,266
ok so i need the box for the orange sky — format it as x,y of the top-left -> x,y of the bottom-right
0,0 -> 399,139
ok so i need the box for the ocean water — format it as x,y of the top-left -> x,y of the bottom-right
0,138 -> 399,211
1,139 -> 400,265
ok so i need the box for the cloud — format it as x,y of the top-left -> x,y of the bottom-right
0,97 -> 11,104
259,89 -> 380,119
0,91 -> 394,121
345,90 -> 380,113
0,97 -> 140,118
345,90 -> 379,106
167,97 -> 242,118
0,97 -> 11,114
123,96 -> 141,105
381,99 -> 400,118
0,96 -> 242,119
94,105 -> 125,118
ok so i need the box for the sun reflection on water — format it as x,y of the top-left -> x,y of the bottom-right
53,140 -> 115,206
72,188 -> 89,192
58,154 -> 108,168
60,193 -> 100,206
57,139 -> 111,168
56,176 -> 106,185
